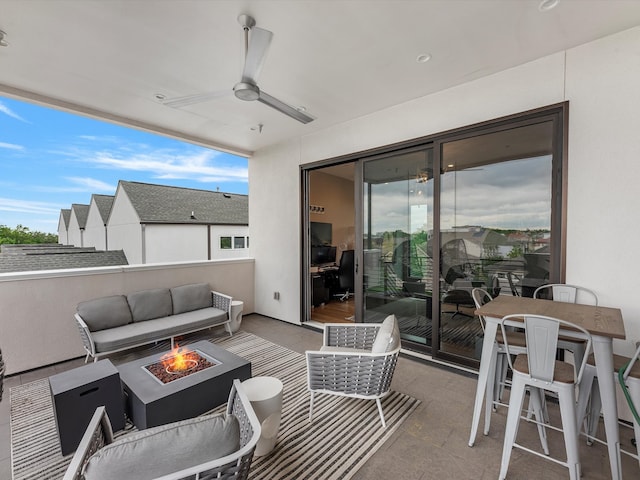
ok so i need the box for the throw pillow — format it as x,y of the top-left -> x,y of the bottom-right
371,314 -> 399,353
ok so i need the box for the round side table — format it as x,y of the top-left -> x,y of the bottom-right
242,376 -> 283,456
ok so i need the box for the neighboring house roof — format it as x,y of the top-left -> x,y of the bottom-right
71,204 -> 90,229
60,209 -> 72,229
92,195 -> 115,224
118,181 -> 248,225
0,244 -> 128,273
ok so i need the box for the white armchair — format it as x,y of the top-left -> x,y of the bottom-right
306,315 -> 401,428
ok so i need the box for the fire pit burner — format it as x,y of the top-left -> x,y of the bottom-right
143,348 -> 220,385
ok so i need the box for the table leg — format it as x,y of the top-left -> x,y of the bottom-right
592,336 -> 622,480
469,319 -> 498,447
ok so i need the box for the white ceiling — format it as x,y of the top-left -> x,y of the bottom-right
1,1 -> 640,157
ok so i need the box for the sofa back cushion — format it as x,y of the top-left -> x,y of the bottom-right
77,295 -> 132,332
171,283 -> 212,314
127,288 -> 173,322
371,314 -> 400,353
83,414 -> 240,480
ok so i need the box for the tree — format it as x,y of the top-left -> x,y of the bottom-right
0,224 -> 58,245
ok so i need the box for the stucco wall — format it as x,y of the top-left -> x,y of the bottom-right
67,210 -> 83,247
249,26 -> 640,358
107,187 -> 142,264
145,224 -> 208,263
84,198 -> 107,250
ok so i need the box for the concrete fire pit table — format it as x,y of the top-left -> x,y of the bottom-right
117,340 -> 251,429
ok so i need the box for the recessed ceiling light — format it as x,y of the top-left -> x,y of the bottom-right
539,0 -> 559,12
416,53 -> 432,64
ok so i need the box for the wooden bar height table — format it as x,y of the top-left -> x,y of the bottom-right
468,295 -> 626,480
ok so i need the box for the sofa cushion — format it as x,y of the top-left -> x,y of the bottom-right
77,295 -> 132,332
127,288 -> 172,322
171,283 -> 212,314
83,413 -> 240,480
91,307 -> 227,353
371,315 -> 400,353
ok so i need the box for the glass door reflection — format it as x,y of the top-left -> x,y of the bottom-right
362,148 -> 434,347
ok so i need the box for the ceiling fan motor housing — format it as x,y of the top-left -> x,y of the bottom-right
234,82 -> 260,101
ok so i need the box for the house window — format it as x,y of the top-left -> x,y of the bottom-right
234,236 -> 245,249
220,237 -> 232,249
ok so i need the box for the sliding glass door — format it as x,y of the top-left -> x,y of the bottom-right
303,104 -> 566,366
438,120 -> 556,361
362,148 -> 434,347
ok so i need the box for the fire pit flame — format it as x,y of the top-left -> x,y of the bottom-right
161,344 -> 199,374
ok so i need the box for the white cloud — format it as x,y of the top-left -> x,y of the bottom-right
65,177 -> 116,192
91,150 -> 247,182
0,101 -> 28,122
0,197 -> 62,215
0,141 -> 24,151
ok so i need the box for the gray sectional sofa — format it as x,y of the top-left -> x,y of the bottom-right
74,283 -> 233,362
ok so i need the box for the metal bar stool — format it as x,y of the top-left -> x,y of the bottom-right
498,314 -> 592,480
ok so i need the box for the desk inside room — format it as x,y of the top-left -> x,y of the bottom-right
311,267 -> 339,306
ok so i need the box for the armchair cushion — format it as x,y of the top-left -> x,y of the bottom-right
77,295 -> 132,332
371,315 -> 400,353
82,413 -> 240,480
127,288 -> 173,322
171,283 -> 212,314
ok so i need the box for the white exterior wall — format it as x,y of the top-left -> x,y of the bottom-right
210,225 -> 250,259
107,188 -> 143,264
145,224 -> 208,263
250,26 -> 640,358
84,198 -> 107,250
57,215 -> 68,245
67,210 -> 84,247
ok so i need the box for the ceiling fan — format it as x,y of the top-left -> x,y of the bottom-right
163,14 -> 315,124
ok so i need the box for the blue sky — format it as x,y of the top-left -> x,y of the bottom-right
0,96 -> 248,235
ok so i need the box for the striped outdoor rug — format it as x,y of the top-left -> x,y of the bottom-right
10,331 -> 420,480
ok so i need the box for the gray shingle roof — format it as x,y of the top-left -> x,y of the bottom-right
92,195 -> 114,224
0,246 -> 128,273
119,181 -> 248,225
71,204 -> 90,228
60,209 -> 71,229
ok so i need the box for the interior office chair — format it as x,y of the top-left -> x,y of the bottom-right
334,249 -> 355,302
498,314 -> 592,480
576,341 -> 640,468
533,284 -> 598,375
440,239 -> 476,318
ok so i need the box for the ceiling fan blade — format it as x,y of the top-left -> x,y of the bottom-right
162,90 -> 229,108
242,27 -> 273,83
257,91 -> 315,124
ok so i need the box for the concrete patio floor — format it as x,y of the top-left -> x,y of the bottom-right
1,314 -> 638,479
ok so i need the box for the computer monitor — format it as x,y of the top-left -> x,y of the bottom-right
311,246 -> 337,266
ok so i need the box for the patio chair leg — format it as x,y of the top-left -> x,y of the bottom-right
376,398 -> 386,428
309,392 -> 315,423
